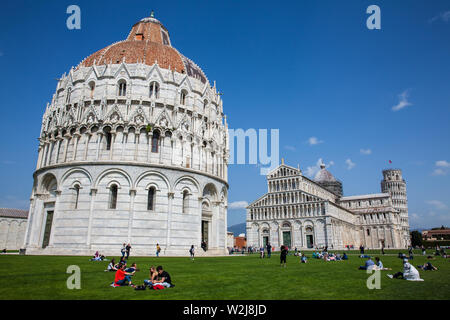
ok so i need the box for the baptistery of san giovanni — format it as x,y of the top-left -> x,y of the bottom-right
24,13 -> 229,256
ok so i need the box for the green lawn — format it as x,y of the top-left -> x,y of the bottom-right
0,250 -> 449,300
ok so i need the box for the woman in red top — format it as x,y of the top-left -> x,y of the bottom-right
112,264 -> 133,287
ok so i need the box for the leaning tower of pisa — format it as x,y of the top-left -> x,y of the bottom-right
381,169 -> 410,248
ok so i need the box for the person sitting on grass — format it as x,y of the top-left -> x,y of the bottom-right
144,266 -> 159,287
387,258 -> 423,281
342,252 -> 348,260
417,262 -> 438,271
151,266 -> 174,288
374,257 -> 391,270
301,253 -> 308,263
358,257 -> 375,270
111,264 -> 134,287
105,258 -> 117,272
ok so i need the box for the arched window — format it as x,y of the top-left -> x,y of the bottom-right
73,184 -> 80,209
147,187 -> 156,211
104,127 -> 112,150
151,130 -> 160,153
180,90 -> 187,105
182,190 -> 189,213
109,184 -> 118,209
149,82 -> 160,98
89,81 -> 95,99
118,80 -> 127,96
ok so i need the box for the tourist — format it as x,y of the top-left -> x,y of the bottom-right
387,258 -> 423,281
189,245 -> 195,261
266,243 -> 272,258
156,243 -> 161,257
280,245 -> 288,267
126,263 -> 139,274
358,257 -> 375,270
201,241 -> 207,252
144,266 -> 159,287
381,245 -> 385,255
126,243 -> 131,259
421,246 -> 426,255
374,257 -> 391,270
342,252 -> 348,260
121,243 -> 126,258
259,246 -> 265,258
417,261 -> 438,271
360,245 -> 365,255
408,246 -> 413,256
301,253 -> 307,263
111,264 -> 134,287
105,258 -> 117,272
152,266 -> 174,288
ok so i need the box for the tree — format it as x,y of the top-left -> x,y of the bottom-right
410,230 -> 422,247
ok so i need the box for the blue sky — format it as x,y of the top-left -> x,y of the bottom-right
0,0 -> 449,230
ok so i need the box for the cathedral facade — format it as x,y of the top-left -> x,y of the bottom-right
246,161 -> 410,250
24,13 -> 229,256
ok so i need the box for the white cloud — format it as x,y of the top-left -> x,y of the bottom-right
307,137 -> 324,146
436,160 -> 450,168
426,200 -> 448,210
360,148 -> 372,155
345,158 -> 356,170
392,90 -> 412,112
305,158 -> 334,177
409,211 -> 450,230
284,145 -> 296,151
432,160 -> 450,176
432,168 -> 447,176
228,201 -> 248,210
429,11 -> 450,23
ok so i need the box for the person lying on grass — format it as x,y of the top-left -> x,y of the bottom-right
111,263 -> 135,287
125,263 -> 139,274
417,262 -> 438,271
387,258 -> 423,281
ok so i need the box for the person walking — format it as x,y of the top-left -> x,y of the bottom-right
156,243 -> 161,257
189,245 -> 195,261
121,243 -> 126,258
280,245 -> 288,267
266,243 -> 272,258
126,243 -> 131,259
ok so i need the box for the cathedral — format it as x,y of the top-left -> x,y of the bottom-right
246,160 -> 410,250
24,13 -> 229,256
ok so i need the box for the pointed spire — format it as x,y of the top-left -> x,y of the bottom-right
150,10 -> 155,18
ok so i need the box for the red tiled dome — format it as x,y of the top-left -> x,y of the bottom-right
78,13 -> 207,83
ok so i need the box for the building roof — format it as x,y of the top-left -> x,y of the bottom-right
0,208 -> 29,219
78,12 -> 207,84
314,164 -> 338,183
340,193 -> 390,201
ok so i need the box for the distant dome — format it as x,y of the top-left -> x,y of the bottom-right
314,164 -> 337,183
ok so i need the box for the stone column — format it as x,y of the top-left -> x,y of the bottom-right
198,196 -> 203,247
48,190 -> 62,247
62,136 -> 70,162
166,192 -> 174,249
109,132 -> 116,160
86,188 -> 97,248
127,189 -> 136,243
72,134 -> 80,161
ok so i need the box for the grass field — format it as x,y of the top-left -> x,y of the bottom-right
0,250 -> 449,300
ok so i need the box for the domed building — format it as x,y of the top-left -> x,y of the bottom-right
23,13 -> 229,256
314,164 -> 343,197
